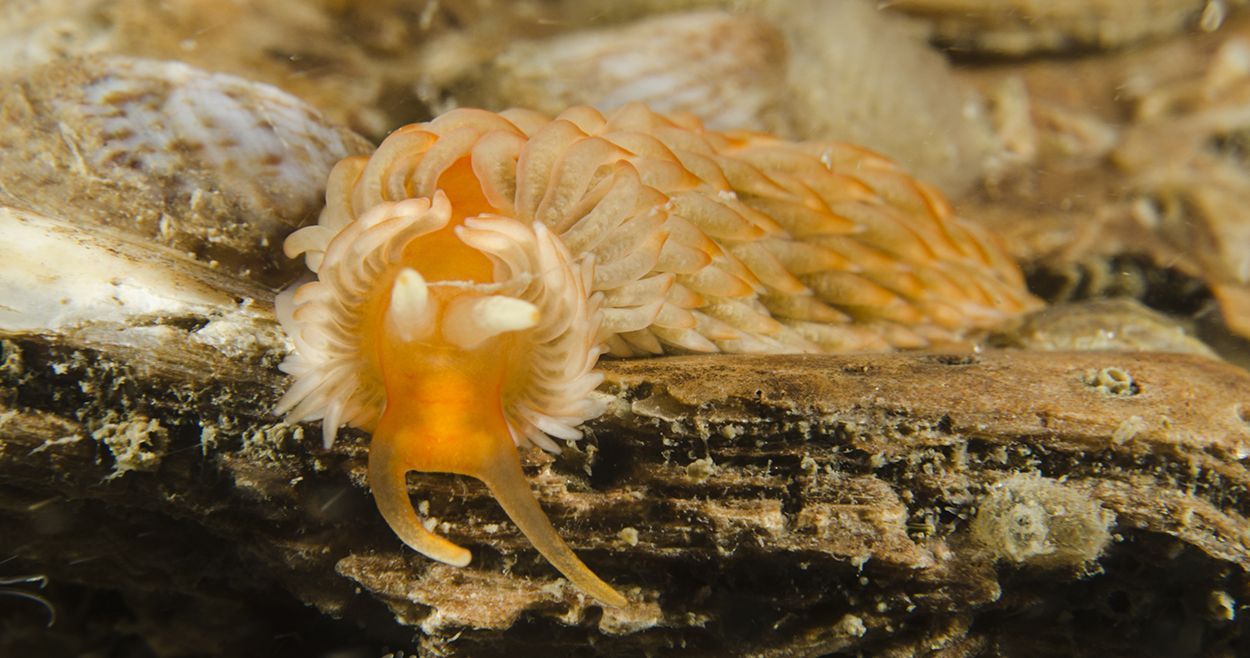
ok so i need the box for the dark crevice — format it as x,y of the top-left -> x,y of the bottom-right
1024,253 -> 1213,316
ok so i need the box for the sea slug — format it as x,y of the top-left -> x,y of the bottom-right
274,103 -> 1039,606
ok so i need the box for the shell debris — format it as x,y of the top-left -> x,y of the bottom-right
1115,37 -> 1250,338
888,0 -> 1247,55
0,55 -> 371,286
459,1 -> 997,195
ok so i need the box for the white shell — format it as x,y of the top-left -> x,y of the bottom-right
0,205 -> 279,360
476,11 -> 787,132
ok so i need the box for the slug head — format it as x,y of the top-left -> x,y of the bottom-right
368,230 -> 625,607
277,186 -> 622,607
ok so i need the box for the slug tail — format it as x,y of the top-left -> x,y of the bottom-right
478,449 -> 629,608
367,425 -> 473,567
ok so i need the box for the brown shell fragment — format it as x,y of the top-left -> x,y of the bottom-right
889,0 -> 1247,55
0,55 -> 371,287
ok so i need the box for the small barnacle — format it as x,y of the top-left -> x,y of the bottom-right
274,103 -> 1039,605
1081,366 -> 1139,397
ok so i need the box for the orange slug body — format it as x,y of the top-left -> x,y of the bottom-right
273,103 -> 1040,607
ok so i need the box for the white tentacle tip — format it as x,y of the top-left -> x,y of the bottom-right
444,294 -> 540,350
386,268 -> 435,342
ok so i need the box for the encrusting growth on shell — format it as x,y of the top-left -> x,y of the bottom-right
274,103 -> 1040,607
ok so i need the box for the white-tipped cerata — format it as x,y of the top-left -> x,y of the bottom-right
442,294 -> 541,350
386,268 -> 435,343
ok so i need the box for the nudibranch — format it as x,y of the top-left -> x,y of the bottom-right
274,103 -> 1040,607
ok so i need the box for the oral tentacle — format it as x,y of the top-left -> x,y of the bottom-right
370,376 -> 626,606
476,445 -> 628,608
367,423 -> 473,568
